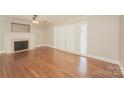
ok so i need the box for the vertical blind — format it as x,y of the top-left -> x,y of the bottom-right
54,23 -> 81,53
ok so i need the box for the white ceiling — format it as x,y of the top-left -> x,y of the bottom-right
1,15 -> 82,24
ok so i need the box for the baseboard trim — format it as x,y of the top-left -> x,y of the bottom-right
34,45 -> 45,48
85,54 -> 120,65
44,45 -> 82,55
0,51 -> 6,54
44,45 -> 120,65
120,65 -> 124,77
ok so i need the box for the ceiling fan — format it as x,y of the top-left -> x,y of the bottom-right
32,15 -> 39,24
32,15 -> 49,25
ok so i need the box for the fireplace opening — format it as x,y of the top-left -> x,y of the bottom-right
14,40 -> 29,51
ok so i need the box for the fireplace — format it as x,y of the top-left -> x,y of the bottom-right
14,40 -> 29,51
4,33 -> 34,53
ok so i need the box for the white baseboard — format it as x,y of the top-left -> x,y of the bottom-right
34,44 -> 45,48
44,45 -> 120,65
0,51 -> 6,54
120,64 -> 124,77
44,45 -> 81,55
56,48 -> 81,55
85,54 -> 120,65
43,45 -> 55,48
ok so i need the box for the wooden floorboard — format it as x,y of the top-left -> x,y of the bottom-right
0,46 -> 123,78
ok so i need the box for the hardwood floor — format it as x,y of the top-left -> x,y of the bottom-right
0,46 -> 123,78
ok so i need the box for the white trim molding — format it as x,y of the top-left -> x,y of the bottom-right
85,54 -> 120,65
0,51 -> 6,54
44,45 -> 82,55
43,45 -> 120,65
120,65 -> 124,77
34,44 -> 45,48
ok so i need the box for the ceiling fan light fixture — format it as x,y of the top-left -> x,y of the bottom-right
32,15 -> 39,24
33,20 -> 39,24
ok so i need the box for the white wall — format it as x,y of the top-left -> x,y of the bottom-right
31,24 -> 45,47
0,17 -> 45,53
87,16 -> 120,62
0,34 -> 3,52
120,16 -> 124,67
0,19 -> 10,52
44,25 -> 54,46
45,16 -> 120,64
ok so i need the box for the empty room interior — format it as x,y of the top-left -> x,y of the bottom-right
0,15 -> 124,78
